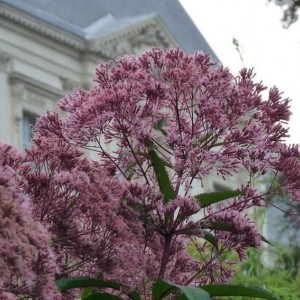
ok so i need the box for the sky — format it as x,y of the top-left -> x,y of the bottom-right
180,0 -> 300,144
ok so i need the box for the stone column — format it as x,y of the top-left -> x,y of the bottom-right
0,50 -> 12,144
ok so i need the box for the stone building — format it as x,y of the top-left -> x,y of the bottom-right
0,0 -> 217,149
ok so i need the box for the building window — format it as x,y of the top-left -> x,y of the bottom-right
22,110 -> 38,148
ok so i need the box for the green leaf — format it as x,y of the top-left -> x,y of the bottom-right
159,158 -> 173,169
154,119 -> 168,136
200,284 -> 280,299
125,161 -> 138,173
125,161 -> 138,180
192,132 -> 213,148
56,277 -> 120,292
202,223 -> 272,246
127,291 -> 142,300
260,234 -> 274,246
186,229 -> 218,250
201,220 -> 236,232
152,280 -> 211,300
84,293 -> 124,300
200,221 -> 274,247
81,287 -> 94,299
202,230 -> 219,250
149,149 -> 176,204
195,190 -> 243,208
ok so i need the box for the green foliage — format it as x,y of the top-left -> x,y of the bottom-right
156,281 -> 281,299
149,148 -> 176,204
195,190 -> 243,209
202,230 -> 219,250
152,280 -> 211,300
55,173 -> 282,300
56,275 -> 281,299
56,277 -> 121,292
84,293 -> 123,300
227,247 -> 300,300
200,284 -> 280,300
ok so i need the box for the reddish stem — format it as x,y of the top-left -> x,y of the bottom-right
158,234 -> 173,279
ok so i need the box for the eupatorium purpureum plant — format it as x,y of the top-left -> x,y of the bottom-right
1,48 -> 299,299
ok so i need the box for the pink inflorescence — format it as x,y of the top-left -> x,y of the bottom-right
0,144 -> 61,300
2,48 -> 300,298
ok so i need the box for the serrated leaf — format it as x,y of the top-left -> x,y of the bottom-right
200,284 -> 280,300
195,190 -> 243,208
149,149 -> 176,204
152,280 -> 211,300
84,293 -> 124,300
55,277 -> 120,292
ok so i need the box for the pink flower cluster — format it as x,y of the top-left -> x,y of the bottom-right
0,144 -> 60,299
1,48 -> 300,299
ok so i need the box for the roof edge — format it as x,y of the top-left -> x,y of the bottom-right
0,2 -> 86,51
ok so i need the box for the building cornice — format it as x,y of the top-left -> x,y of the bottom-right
0,3 -> 177,60
0,4 -> 86,52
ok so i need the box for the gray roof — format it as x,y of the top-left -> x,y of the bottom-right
1,0 -> 218,59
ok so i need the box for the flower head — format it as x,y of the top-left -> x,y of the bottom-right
0,144 -> 61,299
3,48 -> 299,298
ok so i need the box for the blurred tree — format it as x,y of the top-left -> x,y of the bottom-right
269,0 -> 300,27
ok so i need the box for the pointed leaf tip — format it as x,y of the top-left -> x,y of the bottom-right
152,280 -> 211,300
195,190 -> 243,208
149,149 -> 176,204
200,284 -> 280,300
